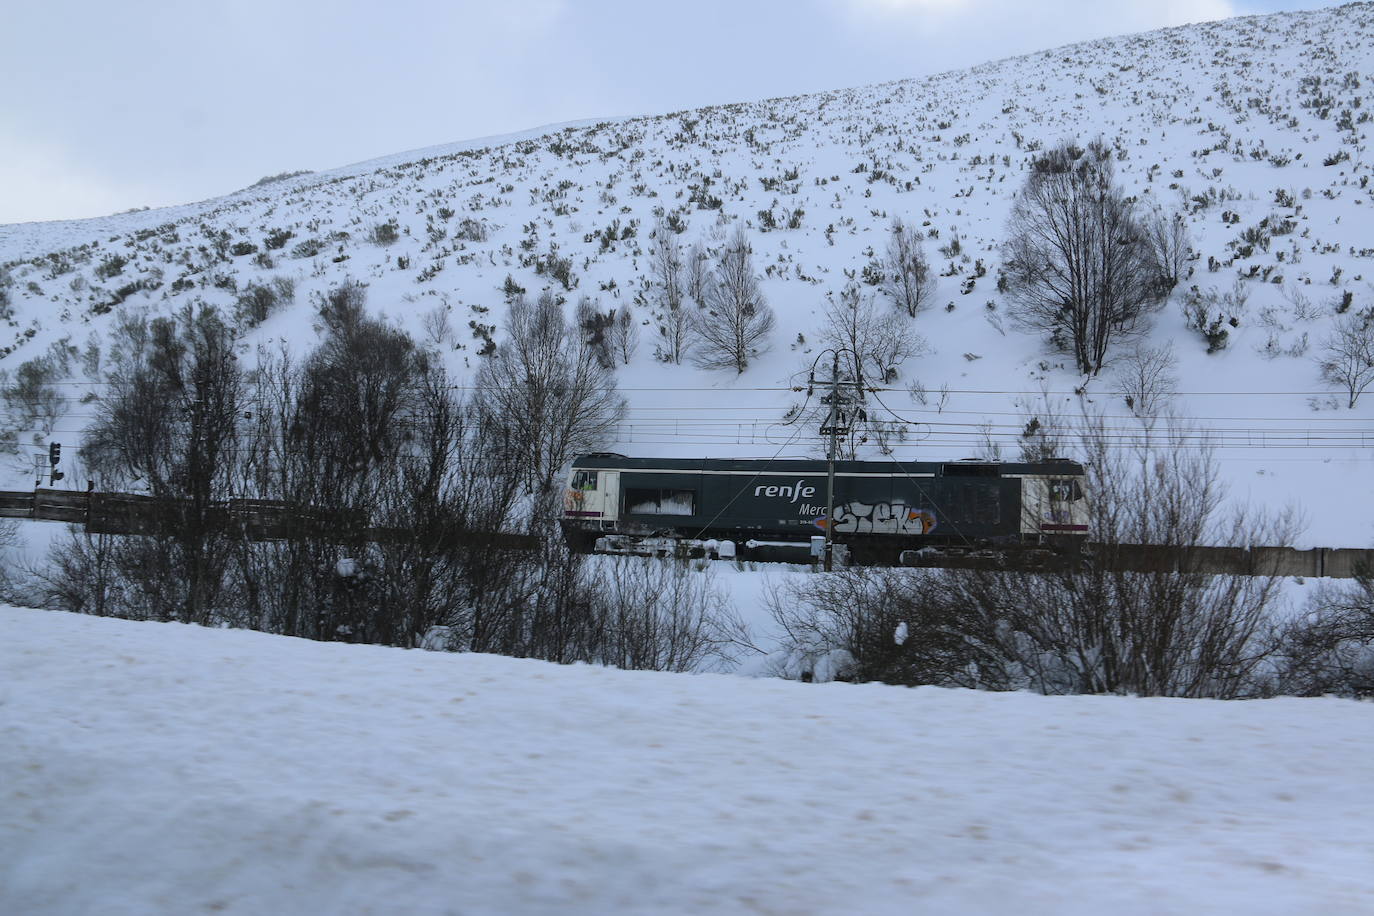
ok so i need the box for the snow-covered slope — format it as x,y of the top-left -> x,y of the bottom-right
0,2 -> 1371,543
3,606 -> 1372,914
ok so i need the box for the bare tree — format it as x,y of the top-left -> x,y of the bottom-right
690,227 -> 775,374
651,220 -> 685,309
2,354 -> 65,436
1111,341 -> 1179,420
475,291 -> 626,524
367,373 -> 526,648
1002,140 -> 1169,375
1142,206 -> 1192,292
1318,308 -> 1374,408
651,227 -> 689,364
230,286 -> 432,643
798,284 -> 927,457
608,307 -> 639,365
232,327 -> 529,649
80,304 -> 245,625
879,219 -> 936,318
821,283 -> 925,384
685,239 -> 713,306
421,302 -> 455,352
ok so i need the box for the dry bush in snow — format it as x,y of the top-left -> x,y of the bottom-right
1318,307 -> 1374,408
1111,341 -> 1179,419
588,556 -> 743,672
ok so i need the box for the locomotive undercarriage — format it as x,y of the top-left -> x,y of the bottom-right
561,521 -> 1082,569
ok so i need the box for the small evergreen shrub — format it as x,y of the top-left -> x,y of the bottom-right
264,228 -> 294,250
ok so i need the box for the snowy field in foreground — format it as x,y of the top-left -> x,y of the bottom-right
2,607 -> 1373,915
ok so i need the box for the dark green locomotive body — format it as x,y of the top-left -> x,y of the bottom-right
562,455 -> 1088,561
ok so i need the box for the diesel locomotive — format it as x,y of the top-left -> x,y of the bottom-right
560,454 -> 1089,564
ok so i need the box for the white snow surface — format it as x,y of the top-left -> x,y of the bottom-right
3,606 -> 1373,915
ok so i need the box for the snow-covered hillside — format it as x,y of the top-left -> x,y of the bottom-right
0,3 -> 1371,543
3,606 -> 1372,915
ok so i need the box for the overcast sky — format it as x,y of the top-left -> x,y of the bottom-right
0,0 -> 1329,225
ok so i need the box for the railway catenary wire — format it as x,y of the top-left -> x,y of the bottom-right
32,428 -> 1374,452
36,406 -> 1374,437
31,380 -> 1371,396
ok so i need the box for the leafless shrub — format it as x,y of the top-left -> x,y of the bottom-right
685,240 -> 713,305
1013,387 -> 1071,462
1273,572 -> 1374,698
1111,341 -> 1179,419
368,221 -> 399,246
689,227 -> 775,374
772,414 -> 1298,698
421,303 -> 455,351
33,528 -> 124,617
821,284 -> 926,384
314,278 -> 368,334
0,518 -> 24,602
878,219 -> 936,318
766,566 -> 1004,686
588,556 -> 741,672
1142,206 -> 1192,291
651,222 -> 688,363
81,333 -> 102,380
1181,283 -> 1245,354
235,276 -> 295,327
455,218 -> 487,242
608,307 -> 639,365
1282,283 -> 1320,322
1318,307 -> 1374,407
943,414 -> 1298,697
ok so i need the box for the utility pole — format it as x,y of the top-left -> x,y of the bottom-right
824,351 -> 839,572
815,350 -> 860,572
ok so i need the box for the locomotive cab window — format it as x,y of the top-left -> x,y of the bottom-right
1048,479 -> 1084,502
571,470 -> 599,491
625,488 -> 696,516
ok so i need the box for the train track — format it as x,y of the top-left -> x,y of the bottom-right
3,489 -> 1368,578
0,489 -> 540,553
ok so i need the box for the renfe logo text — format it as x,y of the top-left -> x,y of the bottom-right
753,480 -> 817,504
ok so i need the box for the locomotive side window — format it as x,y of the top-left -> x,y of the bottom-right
625,488 -> 696,516
571,470 -> 598,491
1048,479 -> 1083,502
942,463 -> 1000,477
